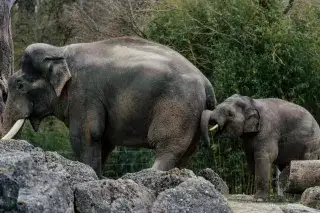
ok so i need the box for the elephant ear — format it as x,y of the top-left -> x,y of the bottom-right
45,56 -> 71,97
243,108 -> 260,133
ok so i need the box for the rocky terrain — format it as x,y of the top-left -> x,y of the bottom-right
0,140 -> 319,213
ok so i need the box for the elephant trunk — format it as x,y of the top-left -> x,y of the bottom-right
200,109 -> 226,147
201,110 -> 212,147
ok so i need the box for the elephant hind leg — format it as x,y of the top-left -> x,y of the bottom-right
151,132 -> 195,170
148,107 -> 198,171
176,130 -> 200,169
151,138 -> 194,171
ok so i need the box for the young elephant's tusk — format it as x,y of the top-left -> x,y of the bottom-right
209,124 -> 219,132
1,119 -> 25,140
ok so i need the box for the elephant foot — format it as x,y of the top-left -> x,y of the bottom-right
254,190 -> 269,202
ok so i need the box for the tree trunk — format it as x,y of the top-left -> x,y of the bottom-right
0,0 -> 14,79
0,0 -> 16,135
280,160 -> 320,194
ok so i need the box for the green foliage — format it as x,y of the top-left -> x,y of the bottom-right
147,0 -> 320,103
21,117 -> 73,158
146,0 -> 320,194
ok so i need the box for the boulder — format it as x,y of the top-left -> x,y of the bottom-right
74,179 -> 156,213
280,204 -> 320,213
301,186 -> 320,210
121,168 -> 196,194
0,167 -> 20,212
0,150 -> 74,213
45,151 -> 98,189
198,168 -> 229,195
152,177 -> 232,213
0,139 -> 34,153
0,139 -> 98,213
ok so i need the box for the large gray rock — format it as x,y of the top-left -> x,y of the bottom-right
152,177 -> 232,213
0,139 -> 34,153
45,151 -> 98,189
198,168 -> 229,195
280,204 -> 320,213
121,168 -> 196,194
301,187 -> 320,210
74,179 -> 156,213
0,139 -> 98,213
0,150 -> 74,213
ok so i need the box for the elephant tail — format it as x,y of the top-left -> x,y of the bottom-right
204,81 -> 217,111
201,110 -> 212,148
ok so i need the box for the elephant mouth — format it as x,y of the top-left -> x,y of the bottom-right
29,116 -> 42,132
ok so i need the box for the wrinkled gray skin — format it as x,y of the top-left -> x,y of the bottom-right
201,94 -> 320,200
2,36 -> 216,177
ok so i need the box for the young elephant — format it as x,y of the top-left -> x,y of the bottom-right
201,94 -> 320,200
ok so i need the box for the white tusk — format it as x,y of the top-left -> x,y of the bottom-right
2,119 -> 25,140
209,124 -> 219,132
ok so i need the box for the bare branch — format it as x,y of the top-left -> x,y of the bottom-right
63,0 -> 155,42
126,0 -> 148,38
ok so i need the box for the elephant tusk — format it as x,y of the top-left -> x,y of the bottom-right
209,124 -> 219,132
2,119 -> 25,140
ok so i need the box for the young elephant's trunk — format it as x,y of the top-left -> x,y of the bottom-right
200,110 -> 213,147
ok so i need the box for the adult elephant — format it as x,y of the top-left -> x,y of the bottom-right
201,94 -> 320,201
1,36 -> 216,177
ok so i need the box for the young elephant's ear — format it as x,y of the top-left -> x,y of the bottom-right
45,56 -> 71,97
244,108 -> 260,133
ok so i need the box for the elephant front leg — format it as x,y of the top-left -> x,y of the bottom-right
253,138 -> 278,201
70,131 -> 103,177
254,151 -> 273,201
254,158 -> 271,201
69,109 -> 106,178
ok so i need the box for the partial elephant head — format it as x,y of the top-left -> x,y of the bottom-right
0,76 -> 8,135
1,43 -> 71,139
201,94 -> 260,145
